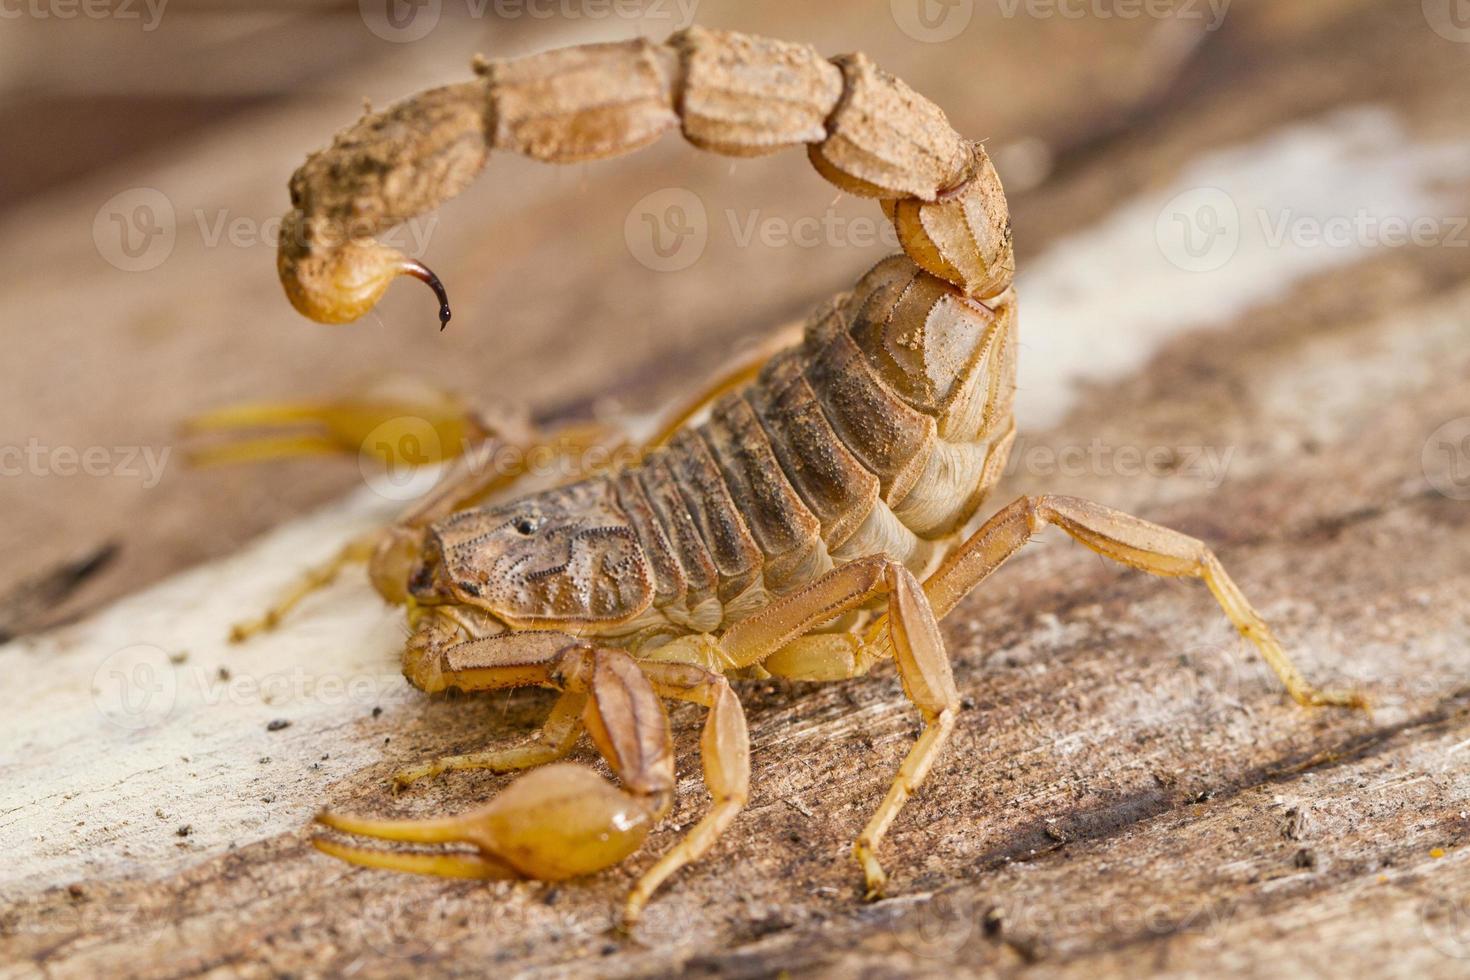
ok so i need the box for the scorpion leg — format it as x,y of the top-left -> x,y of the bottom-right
921,494 -> 1367,709
314,643 -> 676,885
713,556 -> 959,899
389,689 -> 588,792
640,321 -> 804,452
220,416 -> 628,641
225,531 -> 381,643
623,662 -> 750,927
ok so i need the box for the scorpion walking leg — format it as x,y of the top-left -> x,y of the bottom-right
222,418 -> 626,641
922,495 -> 1367,708
314,643 -> 676,884
226,531 -> 381,642
623,662 -> 750,926
390,689 -> 588,792
715,557 -> 959,899
640,321 -> 804,451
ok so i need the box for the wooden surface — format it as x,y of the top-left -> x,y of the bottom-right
4,1 -> 1470,977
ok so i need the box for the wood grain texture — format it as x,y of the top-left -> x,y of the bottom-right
4,1 -> 1470,977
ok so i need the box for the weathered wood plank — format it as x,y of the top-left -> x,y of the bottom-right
4,1 -> 1470,977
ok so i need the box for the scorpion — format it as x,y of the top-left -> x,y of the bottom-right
195,28 -> 1365,928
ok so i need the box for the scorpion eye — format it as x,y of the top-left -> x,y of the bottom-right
513,517 -> 539,536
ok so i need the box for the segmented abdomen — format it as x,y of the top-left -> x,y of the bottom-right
615,255 -> 1016,628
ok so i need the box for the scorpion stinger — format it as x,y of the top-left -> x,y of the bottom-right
399,258 -> 452,330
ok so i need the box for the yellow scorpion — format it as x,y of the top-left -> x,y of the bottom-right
194,28 -> 1364,928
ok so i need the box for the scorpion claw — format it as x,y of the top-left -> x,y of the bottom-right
311,764 -> 657,882
182,380 -> 482,469
311,836 -> 518,879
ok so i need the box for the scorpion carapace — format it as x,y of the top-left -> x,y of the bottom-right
198,27 -> 1366,930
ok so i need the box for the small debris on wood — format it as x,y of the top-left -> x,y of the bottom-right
785,797 -> 815,818
266,719 -> 291,732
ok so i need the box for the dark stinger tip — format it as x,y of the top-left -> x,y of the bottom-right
401,259 -> 452,332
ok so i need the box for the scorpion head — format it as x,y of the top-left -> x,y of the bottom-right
406,477 -> 656,636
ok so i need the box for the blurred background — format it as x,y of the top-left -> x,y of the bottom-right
1,0 -> 1467,636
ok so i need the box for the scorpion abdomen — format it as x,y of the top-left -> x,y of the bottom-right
622,254 -> 1017,626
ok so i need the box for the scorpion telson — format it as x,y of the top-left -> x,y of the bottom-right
202,27 -> 1368,930
399,259 -> 452,330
